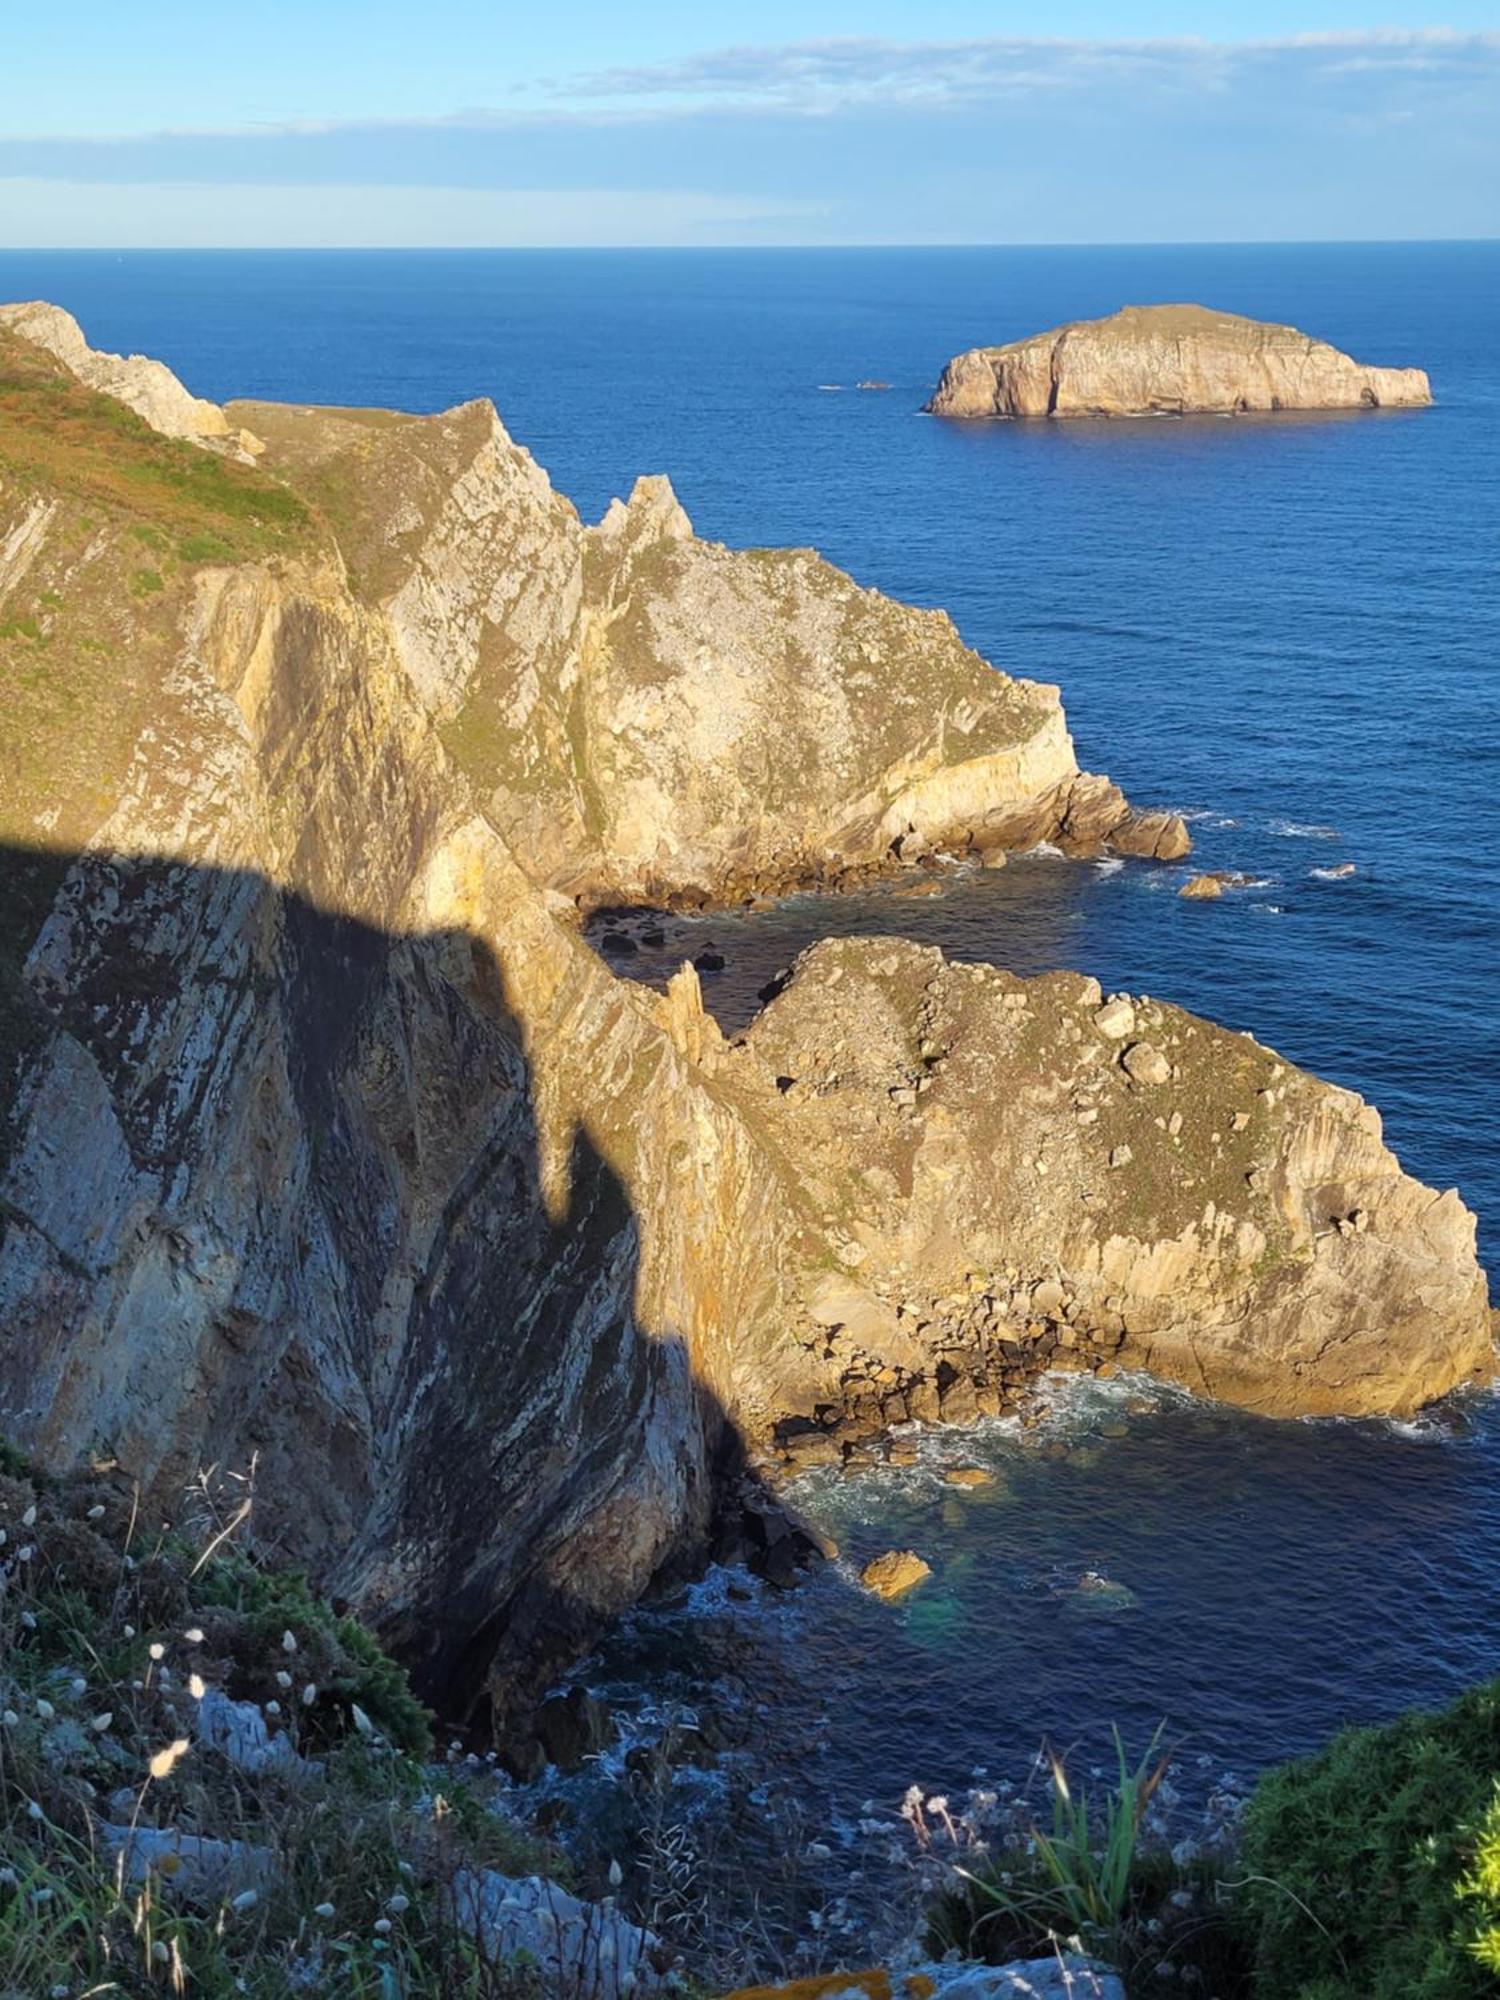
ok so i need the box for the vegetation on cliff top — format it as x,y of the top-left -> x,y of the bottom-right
0,333 -> 309,560
0,1442 -> 573,1997
926,1679 -> 1500,2000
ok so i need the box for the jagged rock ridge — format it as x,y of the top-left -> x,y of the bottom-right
926,304 -> 1432,419
0,308 -> 1488,1718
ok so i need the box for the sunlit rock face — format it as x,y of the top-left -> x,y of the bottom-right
926,305 -> 1432,419
0,309 -> 1485,1714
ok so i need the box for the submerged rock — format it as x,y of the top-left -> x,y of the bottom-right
860,1550 -> 933,1599
926,305 -> 1431,419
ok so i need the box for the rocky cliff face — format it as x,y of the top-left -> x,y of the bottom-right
926,305 -> 1432,419
0,308 -> 1488,1717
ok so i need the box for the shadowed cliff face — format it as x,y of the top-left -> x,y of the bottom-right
0,842 -> 751,1719
0,307 -> 1491,1715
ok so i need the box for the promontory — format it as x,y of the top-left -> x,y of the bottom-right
0,304 -> 1487,1724
925,304 -> 1432,419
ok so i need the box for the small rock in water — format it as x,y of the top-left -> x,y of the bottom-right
1178,873 -> 1224,900
944,1466 -> 994,1488
860,1550 -> 932,1600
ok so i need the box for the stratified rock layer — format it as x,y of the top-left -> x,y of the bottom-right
926,305 -> 1432,419
0,308 -> 1488,1716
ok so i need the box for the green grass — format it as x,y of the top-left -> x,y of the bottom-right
0,333 -> 311,563
0,1439 -> 569,1997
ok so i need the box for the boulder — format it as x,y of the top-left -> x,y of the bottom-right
860,1550 -> 933,1599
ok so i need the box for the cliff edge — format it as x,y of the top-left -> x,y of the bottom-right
925,304 -> 1432,419
0,307 -> 1487,1720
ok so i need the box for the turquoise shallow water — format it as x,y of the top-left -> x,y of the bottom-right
4,243 -> 1495,1831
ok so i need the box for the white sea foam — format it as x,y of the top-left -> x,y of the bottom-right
1267,818 -> 1340,839
1310,865 -> 1355,882
1251,902 -> 1285,916
1094,857 -> 1125,877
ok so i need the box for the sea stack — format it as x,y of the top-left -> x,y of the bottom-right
925,304 -> 1432,419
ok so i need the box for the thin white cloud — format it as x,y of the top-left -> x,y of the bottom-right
0,179 -> 830,249
4,29 -> 1497,146
564,29 -> 1500,111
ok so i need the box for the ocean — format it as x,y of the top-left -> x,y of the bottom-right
5,242 -> 1496,1898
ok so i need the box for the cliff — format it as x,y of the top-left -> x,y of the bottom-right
0,307 -> 1488,1719
925,305 -> 1433,419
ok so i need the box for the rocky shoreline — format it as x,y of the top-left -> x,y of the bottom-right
0,303 -> 1490,1741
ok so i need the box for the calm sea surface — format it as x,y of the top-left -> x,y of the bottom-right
5,245 -> 1497,1854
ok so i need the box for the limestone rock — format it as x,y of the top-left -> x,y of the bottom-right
0,300 -> 244,449
745,938 -> 1492,1421
1121,1041 -> 1172,1086
449,1866 -> 660,1998
1179,873 -> 1225,900
0,305 -> 1486,1728
860,1550 -> 933,1599
926,305 -> 1432,420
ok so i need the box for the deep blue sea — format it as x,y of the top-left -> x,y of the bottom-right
5,245 -> 1497,1891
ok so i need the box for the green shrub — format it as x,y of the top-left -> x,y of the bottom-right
1239,1678 -> 1500,1999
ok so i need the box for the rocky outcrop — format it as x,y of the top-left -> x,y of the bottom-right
0,300 -> 261,456
740,940 -> 1491,1426
0,308 -> 1487,1720
926,305 -> 1432,419
227,394 -> 1186,904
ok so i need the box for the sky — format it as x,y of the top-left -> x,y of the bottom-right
1,5 -> 1497,246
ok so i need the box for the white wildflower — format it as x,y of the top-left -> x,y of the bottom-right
20,1611 -> 36,1630
151,1941 -> 170,1965
301,1683 -> 317,1706
275,1670 -> 292,1689
265,1701 -> 281,1716
149,1643 -> 165,1662
69,1677 -> 86,1698
21,1505 -> 36,1528
350,1703 -> 374,1736
123,1624 -> 136,1638
17,1546 -> 33,1563
314,1902 -> 335,1920
1,1711 -> 16,1728
386,1893 -> 409,1915
184,1627 -> 204,1644
608,1859 -> 623,1889
189,1675 -> 206,1701
280,1630 -> 297,1655
87,1505 -> 105,1521
26,1800 -> 45,1821
229,1888 -> 258,1913
149,1739 -> 190,1780
90,1713 -> 113,1734
0,1866 -> 17,1886
35,1698 -> 54,1721
373,1917 -> 392,1935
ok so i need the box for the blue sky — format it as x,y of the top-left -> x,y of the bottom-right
2,6 -> 1497,245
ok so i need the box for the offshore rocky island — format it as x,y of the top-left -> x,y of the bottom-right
0,304 -> 1494,1995
925,304 -> 1433,419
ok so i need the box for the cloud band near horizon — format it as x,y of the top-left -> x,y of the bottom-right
0,30 -> 1495,247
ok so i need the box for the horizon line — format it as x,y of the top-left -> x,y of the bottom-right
2,236 -> 1498,254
